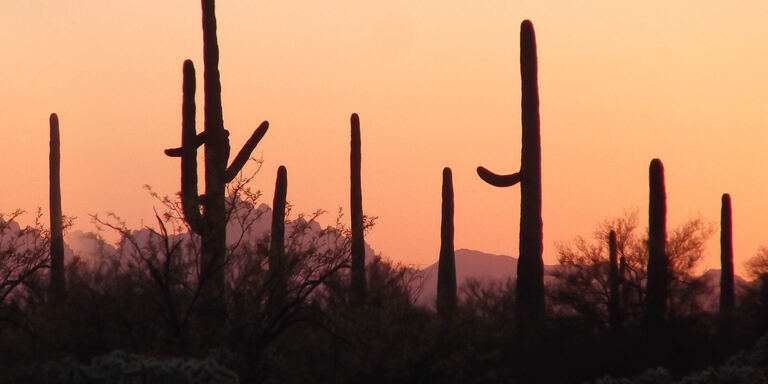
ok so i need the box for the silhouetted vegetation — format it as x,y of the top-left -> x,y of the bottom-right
477,19 -> 545,334
437,167 -> 456,320
647,158 -> 668,332
4,2 -> 768,382
163,0 -> 270,342
720,193 -> 735,341
349,113 -> 366,306
48,113 -> 66,303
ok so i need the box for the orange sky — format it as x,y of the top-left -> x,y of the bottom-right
2,1 -> 767,276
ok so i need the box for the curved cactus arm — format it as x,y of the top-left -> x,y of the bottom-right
164,131 -> 208,157
224,120 -> 269,183
477,166 -> 522,187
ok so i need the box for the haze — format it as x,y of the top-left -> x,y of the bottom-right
2,1 -> 767,275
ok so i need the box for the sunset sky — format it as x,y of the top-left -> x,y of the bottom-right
2,1 -> 767,276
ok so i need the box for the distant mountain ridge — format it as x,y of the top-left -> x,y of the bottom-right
65,201 -> 376,264
416,249 -> 520,307
57,209 -> 760,312
414,248 -> 753,309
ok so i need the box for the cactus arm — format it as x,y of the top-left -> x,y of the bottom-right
173,60 -> 205,234
224,120 -> 269,183
164,131 -> 208,157
476,166 -> 522,187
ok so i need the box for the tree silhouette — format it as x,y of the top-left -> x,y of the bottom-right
550,211 -> 714,329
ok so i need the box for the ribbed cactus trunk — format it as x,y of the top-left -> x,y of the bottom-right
48,113 -> 65,301
619,254 -> 629,316
646,158 -> 668,330
719,193 -> 735,333
437,167 -> 456,320
269,166 -> 287,306
165,0 -> 269,340
350,113 -> 366,305
200,0 -> 228,307
477,19 -> 544,332
608,230 -> 621,331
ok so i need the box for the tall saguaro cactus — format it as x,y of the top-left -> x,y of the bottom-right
720,193 -> 735,332
476,19 -> 544,331
646,158 -> 668,329
164,0 -> 269,332
608,230 -> 621,331
269,166 -> 287,305
437,167 -> 456,319
49,113 -> 65,301
350,113 -> 366,305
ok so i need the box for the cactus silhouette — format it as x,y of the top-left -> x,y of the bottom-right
269,166 -> 287,305
49,113 -> 65,301
646,158 -> 668,329
437,167 -> 456,319
350,113 -> 366,305
476,19 -> 544,331
608,230 -> 621,330
164,0 -> 269,335
719,193 -> 734,334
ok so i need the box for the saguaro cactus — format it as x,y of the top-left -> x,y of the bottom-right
476,19 -> 544,331
350,113 -> 366,305
608,230 -> 621,330
646,158 -> 668,329
164,0 -> 269,334
49,113 -> 65,301
720,193 -> 735,332
269,166 -> 287,305
437,167 -> 456,319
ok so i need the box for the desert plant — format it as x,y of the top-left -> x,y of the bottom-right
476,19 -> 544,332
48,113 -> 65,301
437,167 -> 456,320
268,166 -> 287,308
608,230 -> 621,331
646,158 -> 668,330
720,193 -> 735,335
350,113 -> 366,305
550,211 -> 714,329
163,0 -> 269,336
3,350 -> 239,384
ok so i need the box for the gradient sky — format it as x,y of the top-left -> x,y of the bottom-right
2,1 -> 767,276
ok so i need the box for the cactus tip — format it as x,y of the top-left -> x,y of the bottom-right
443,167 -> 452,178
49,113 -> 58,124
650,158 -> 664,173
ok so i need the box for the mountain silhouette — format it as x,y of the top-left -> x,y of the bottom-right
65,200 -> 376,265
